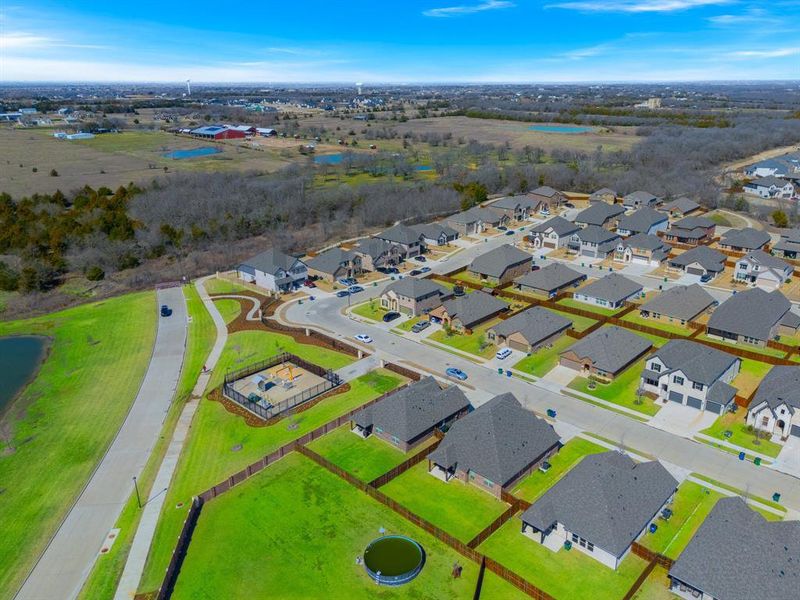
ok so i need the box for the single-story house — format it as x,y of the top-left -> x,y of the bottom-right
718,227 -> 771,253
616,207 -> 669,237
486,307 -> 572,352
589,188 -> 617,204
559,326 -> 652,380
514,263 -> 586,297
569,225 -> 622,258
527,216 -> 581,250
380,278 -> 451,316
668,497 -> 800,600
772,228 -> 800,259
428,393 -> 561,498
429,291 -> 508,332
468,244 -> 532,285
640,340 -> 740,414
707,288 -> 800,347
527,186 -> 566,210
446,209 -> 485,236
574,202 -> 625,229
743,176 -> 795,199
638,284 -> 715,325
306,248 -> 362,282
746,366 -> 800,440
352,376 -> 471,452
664,216 -> 716,246
668,246 -> 726,279
373,224 -> 426,258
237,248 -> 307,293
734,250 -> 793,291
489,196 -> 542,222
412,222 -> 459,246
660,197 -> 701,218
572,273 -> 643,310
354,238 -> 402,271
520,451 -> 677,570
613,233 -> 671,266
622,190 -> 659,209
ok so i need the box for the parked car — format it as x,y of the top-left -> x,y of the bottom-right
355,334 -> 373,344
160,305 -> 172,317
505,230 -> 515,236
409,269 -> 422,276
338,277 -> 358,287
497,226 -> 508,231
413,255 -> 427,262
303,279 -> 317,288
382,311 -> 401,322
377,266 -> 399,274
411,320 -> 430,333
446,367 -> 468,381
564,202 -> 575,208
700,273 -> 713,283
531,265 -> 541,271
419,266 -> 431,273
336,290 -> 350,298
348,285 -> 364,293
495,347 -> 512,360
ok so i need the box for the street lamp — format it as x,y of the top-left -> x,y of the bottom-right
133,476 -> 142,508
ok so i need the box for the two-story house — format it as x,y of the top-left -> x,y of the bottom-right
236,248 -> 308,293
373,224 -> 426,258
613,233 -> 671,266
305,247 -> 362,282
616,207 -> 668,237
527,216 -> 580,250
743,176 -> 795,199
354,238 -> 403,271
380,278 -> 451,316
570,225 -> 621,258
734,250 -> 794,291
746,366 -> 800,441
574,202 -> 625,229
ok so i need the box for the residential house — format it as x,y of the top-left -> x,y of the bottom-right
412,223 -> 459,246
589,188 -> 617,204
718,227 -> 770,252
574,202 -> 625,229
746,366 -> 800,441
489,196 -> 542,222
668,246 -> 726,279
559,326 -> 652,379
668,497 -> 800,600
486,307 -> 572,352
520,451 -> 677,569
428,291 -> 508,332
427,393 -> 561,498
380,279 -> 451,316
613,233 -> 671,266
305,248 -> 362,282
744,153 -> 800,178
573,273 -> 643,310
660,197 -> 701,218
664,216 -> 716,246
638,284 -> 716,326
373,224 -> 426,258
707,288 -> 800,346
616,207 -> 668,237
446,209 -> 485,236
622,190 -> 659,209
528,186 -> 566,210
472,206 -> 510,229
351,376 -> 470,452
514,263 -> 586,297
570,225 -> 622,258
236,248 -> 307,293
353,238 -> 402,272
527,216 -> 580,250
468,244 -> 532,285
641,340 -> 740,414
743,176 -> 795,199
773,228 -> 800,259
734,250 -> 794,291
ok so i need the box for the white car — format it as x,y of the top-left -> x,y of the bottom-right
355,334 -> 373,344
495,347 -> 512,360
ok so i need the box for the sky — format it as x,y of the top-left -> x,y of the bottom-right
1,1 -> 799,83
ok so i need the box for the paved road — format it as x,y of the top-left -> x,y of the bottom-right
16,286 -> 188,600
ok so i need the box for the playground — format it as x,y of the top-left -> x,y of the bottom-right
229,359 -> 327,412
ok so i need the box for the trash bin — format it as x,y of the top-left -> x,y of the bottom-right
547,408 -> 557,418
773,492 -> 781,503
754,457 -> 762,466
649,523 -> 658,534
738,451 -> 746,461
497,367 -> 503,375
506,370 -> 512,377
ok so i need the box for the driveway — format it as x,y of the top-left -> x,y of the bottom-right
774,436 -> 800,474
648,401 -> 718,438
540,365 -> 578,386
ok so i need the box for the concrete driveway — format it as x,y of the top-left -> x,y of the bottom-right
648,401 -> 718,438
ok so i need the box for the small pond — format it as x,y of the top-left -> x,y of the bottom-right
0,336 -> 48,414
164,147 -> 222,159
363,535 -> 425,586
529,124 -> 594,134
314,153 -> 343,165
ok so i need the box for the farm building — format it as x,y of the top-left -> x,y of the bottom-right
189,125 -> 247,140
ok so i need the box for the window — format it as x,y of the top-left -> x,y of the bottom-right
762,416 -> 770,427
484,479 -> 494,488
650,363 -> 661,372
571,533 -> 579,543
375,426 -> 383,434
587,542 -> 594,552
692,382 -> 704,391
673,376 -> 685,385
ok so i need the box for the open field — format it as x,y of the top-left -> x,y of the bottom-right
172,452 -> 480,599
567,359 -> 661,417
620,312 -> 692,336
556,297 -> 623,316
0,292 -> 157,596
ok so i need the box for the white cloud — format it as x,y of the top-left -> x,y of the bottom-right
547,0 -> 732,12
0,32 -> 53,49
423,0 -> 515,18
728,47 -> 800,58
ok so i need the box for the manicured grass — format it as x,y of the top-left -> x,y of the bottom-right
139,365 -> 405,592
620,312 -> 691,336
396,316 -> 425,332
640,481 -> 723,559
512,334 -> 575,377
479,519 -> 650,600
567,359 -> 661,417
689,474 -> 786,516
351,300 -> 387,322
307,424 -> 407,482
699,411 -> 783,458
732,358 -> 773,397
172,452 -> 479,599
697,333 -> 788,358
454,270 -> 497,288
428,323 -> 498,359
214,298 -> 241,325
556,297 -> 621,316
479,572 -> 530,599
707,213 -> 732,227
548,308 -> 598,332
203,277 -> 250,295
0,292 -> 157,596
630,566 -> 675,600
512,437 -> 608,502
382,463 -> 509,542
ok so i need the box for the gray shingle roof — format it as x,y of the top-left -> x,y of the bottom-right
375,224 -> 423,246
515,263 -> 585,293
649,339 -> 739,386
640,284 -> 715,321
239,248 -> 303,275
661,197 -> 700,214
447,209 -> 483,225
306,247 -> 357,275
589,188 -> 617,201
352,376 -> 470,443
707,380 -> 737,407
520,451 -> 677,557
469,244 -> 532,278
530,186 -> 560,198
623,190 -> 658,206
720,227 -> 770,250
747,175 -> 793,188
576,273 -> 642,304
442,291 -> 508,328
577,225 -> 620,245
739,249 -> 792,272
383,278 -> 449,301
619,232 -> 670,252
750,365 -> 800,412
672,216 -> 715,230
617,207 -> 668,234
708,288 -> 790,341
413,222 -> 458,240
489,307 -> 572,346
491,196 -> 541,211
668,246 -> 726,273
428,393 -> 560,486
669,497 -> 800,600
575,202 -> 625,226
531,216 -> 580,237
355,238 -> 395,260
563,326 -> 652,374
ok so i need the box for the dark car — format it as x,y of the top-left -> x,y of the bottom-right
531,265 -> 541,271
378,266 -> 399,274
382,311 -> 401,322
700,273 -> 713,283
409,269 -> 422,276
413,255 -> 427,262
303,279 -> 317,288
505,230 -> 515,236
497,226 -> 507,231
564,202 -> 575,208
160,305 -> 172,317
411,320 -> 430,333
420,266 -> 431,273
336,290 -> 351,298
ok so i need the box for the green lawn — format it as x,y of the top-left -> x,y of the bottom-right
307,424 -> 408,482
203,277 -> 251,295
139,365 -> 405,592
0,292 -> 157,596
511,437 -> 608,502
512,334 -> 574,377
699,411 -> 783,458
567,359 -> 661,417
172,452 -> 479,599
630,566 -> 675,600
351,299 -> 387,322
732,359 -> 773,397
382,463 -> 509,542
639,481 -> 723,559
697,334 -> 788,359
548,308 -> 598,332
428,322 -> 498,359
396,316 -> 425,332
556,297 -> 622,316
479,520 -> 649,600
688,474 -> 786,518
479,572 -> 530,599
214,298 -> 241,325
620,312 -> 691,336
454,270 -> 497,288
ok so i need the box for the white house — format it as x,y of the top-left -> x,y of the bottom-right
743,176 -> 795,199
237,248 -> 308,293
573,273 -> 642,310
734,250 -> 794,291
527,216 -> 580,250
568,225 -> 621,258
746,366 -> 800,441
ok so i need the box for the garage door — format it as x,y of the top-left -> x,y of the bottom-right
669,391 -> 684,403
687,396 -> 703,410
544,241 -> 556,249
705,401 -> 723,414
509,339 -> 529,353
791,424 -> 800,438
581,249 -> 594,257
687,267 -> 705,276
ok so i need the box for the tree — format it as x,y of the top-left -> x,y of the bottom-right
772,210 -> 789,228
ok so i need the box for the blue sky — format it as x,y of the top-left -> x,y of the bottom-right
1,1 -> 799,82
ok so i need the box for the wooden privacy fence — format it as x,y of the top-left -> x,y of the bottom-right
621,559 -> 658,600
369,432 -> 443,488
383,361 -> 423,381
631,542 -> 675,569
467,502 -> 521,549
484,557 -> 557,600
260,314 -> 365,358
156,497 -> 203,600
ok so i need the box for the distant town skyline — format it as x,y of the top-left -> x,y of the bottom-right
2,1 -> 799,82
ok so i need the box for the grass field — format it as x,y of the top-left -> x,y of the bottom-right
696,333 -> 788,359
428,322 -> 498,359
203,277 -> 251,295
549,308 -> 598,332
630,566 -> 674,600
620,312 -> 691,336
395,316 -> 425,332
351,300 -> 387,322
0,292 -> 157,596
512,334 -> 574,377
214,298 -> 242,325
307,424 -> 408,482
172,452 -> 480,599
479,572 -> 529,599
556,297 -> 621,316
699,411 -> 783,458
382,463 -> 509,542
732,359 -> 773,397
567,359 -> 661,417
688,474 -> 786,517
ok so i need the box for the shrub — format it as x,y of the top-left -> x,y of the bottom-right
50,169 -> 59,177
85,266 -> 105,281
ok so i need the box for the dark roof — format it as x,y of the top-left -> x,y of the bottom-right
383,278 -> 449,301
469,244 -> 532,278
239,248 -> 303,275
668,246 -> 726,273
708,288 -> 790,341
306,247 -> 357,274
489,307 -> 572,346
669,497 -> 800,600
623,190 -> 658,206
707,380 -> 737,407
531,216 -> 580,237
515,263 -> 585,293
617,207 -> 668,234
413,222 -> 459,240
750,366 -> 800,412
441,291 -> 508,328
563,326 -> 652,374
491,196 -> 541,211
619,232 -> 670,252
520,451 -> 677,557
575,202 -> 625,226
355,238 -> 395,260
739,249 -> 792,273
672,216 -> 715,230
447,209 -> 483,225
640,284 -> 715,320
352,377 -> 470,442
746,175 -> 793,188
428,393 -> 560,486
576,273 -> 642,304
661,197 -> 700,214
650,340 -> 739,386
530,185 -> 560,198
375,224 -> 423,246
720,227 -> 770,250
577,225 -> 620,245
589,188 -> 617,201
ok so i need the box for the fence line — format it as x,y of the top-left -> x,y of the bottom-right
630,542 -> 675,569
369,433 -> 443,488
473,556 -> 486,600
156,497 -> 203,600
467,502 -> 521,549
621,559 -> 658,600
382,361 -> 423,382
484,557 -> 557,600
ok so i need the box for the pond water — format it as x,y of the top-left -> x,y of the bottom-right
164,147 -> 222,159
415,165 -> 433,171
363,535 -> 424,585
314,153 -> 343,164
0,336 -> 47,414
529,124 -> 594,134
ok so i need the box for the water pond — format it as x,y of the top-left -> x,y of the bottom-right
529,124 -> 594,134
0,336 -> 48,414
